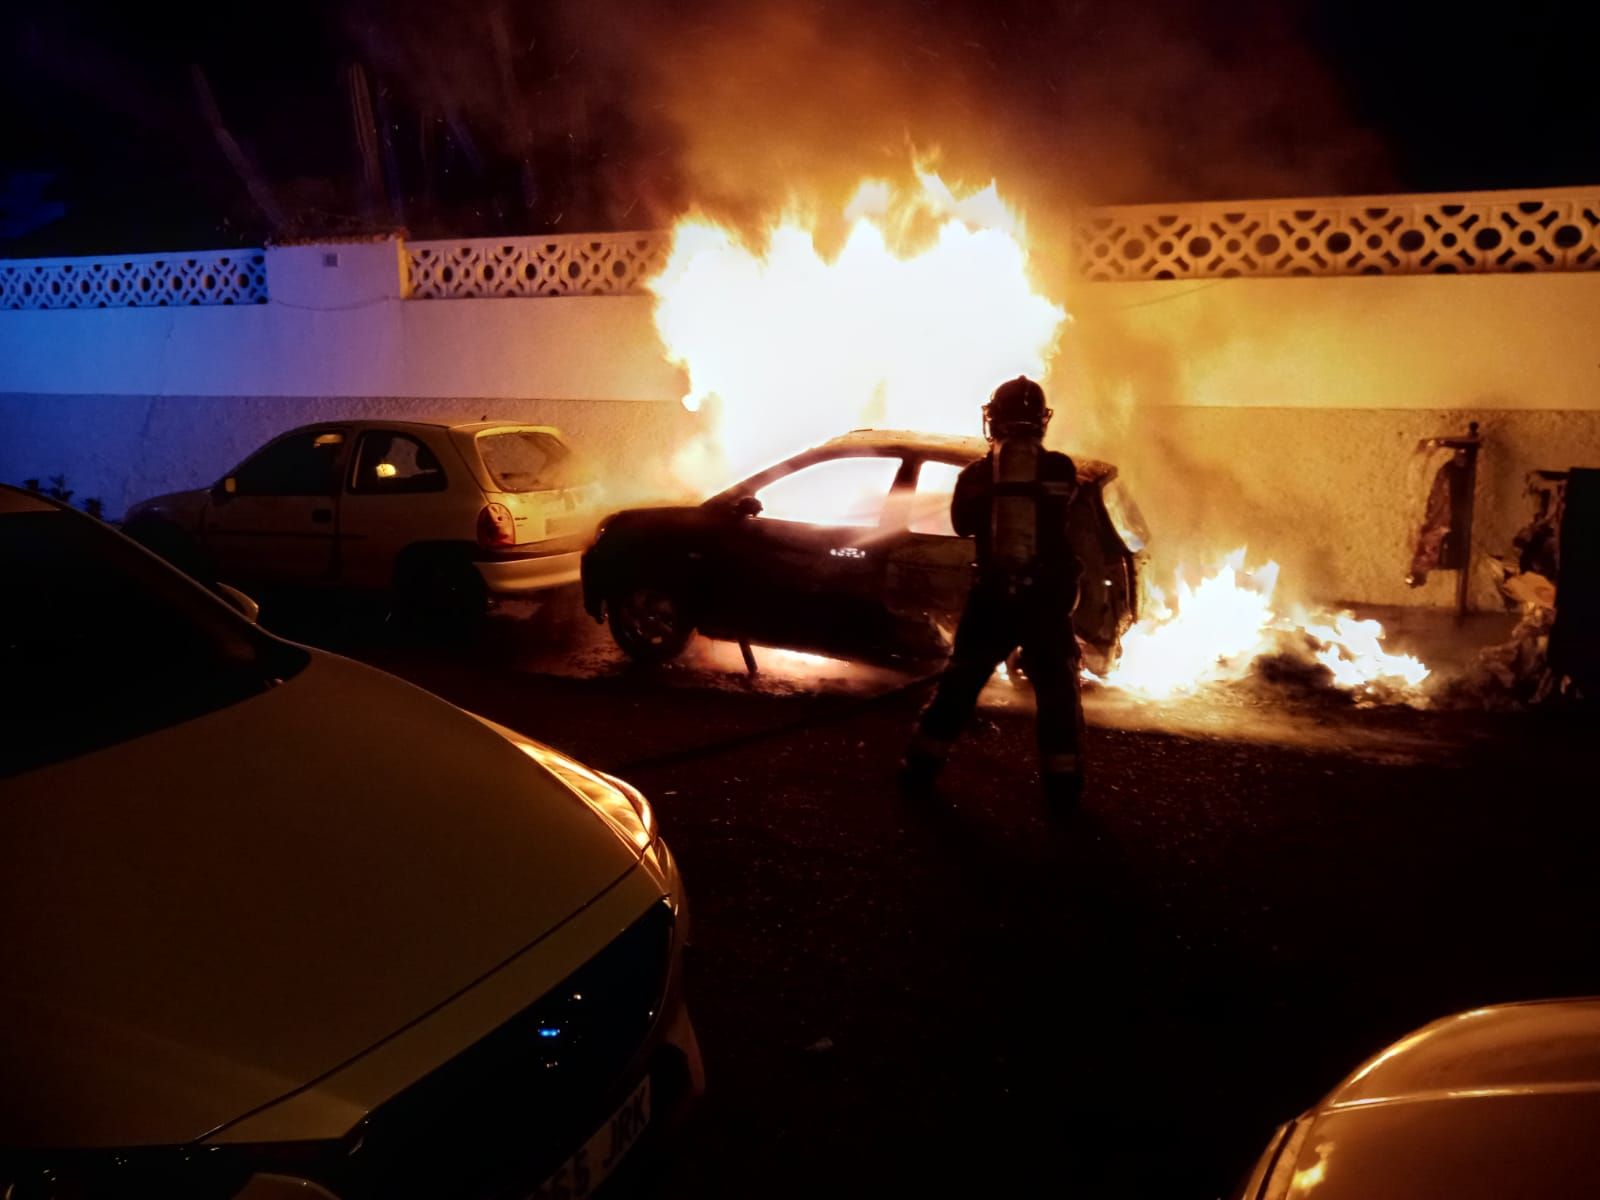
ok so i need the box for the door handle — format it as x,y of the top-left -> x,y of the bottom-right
311,508 -> 333,524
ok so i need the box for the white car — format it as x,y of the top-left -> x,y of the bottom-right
1236,997 -> 1600,1199
0,485 -> 701,1198
124,420 -> 600,625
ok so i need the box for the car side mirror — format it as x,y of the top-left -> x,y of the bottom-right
733,495 -> 763,519
214,581 -> 260,623
212,476 -> 237,504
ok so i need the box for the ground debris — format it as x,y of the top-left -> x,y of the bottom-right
1435,562 -> 1567,709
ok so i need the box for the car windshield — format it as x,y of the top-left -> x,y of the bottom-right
477,431 -> 590,492
1101,477 -> 1150,553
0,497 -> 307,778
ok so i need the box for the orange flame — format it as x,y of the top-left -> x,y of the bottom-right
648,171 -> 1065,490
1101,549 -> 1431,700
647,172 -> 1432,703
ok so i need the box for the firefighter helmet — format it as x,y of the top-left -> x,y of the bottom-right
983,376 -> 1051,440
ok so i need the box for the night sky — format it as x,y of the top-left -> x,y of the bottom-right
3,0 -> 1597,256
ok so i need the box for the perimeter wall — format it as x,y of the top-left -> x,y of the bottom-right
4,188 -> 1598,607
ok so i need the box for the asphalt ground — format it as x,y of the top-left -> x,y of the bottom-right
277,603 -> 1596,1199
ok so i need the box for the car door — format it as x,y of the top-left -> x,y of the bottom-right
201,427 -> 348,586
337,428 -> 454,589
731,453 -> 907,653
883,457 -> 976,649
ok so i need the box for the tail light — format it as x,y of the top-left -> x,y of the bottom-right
477,502 -> 517,549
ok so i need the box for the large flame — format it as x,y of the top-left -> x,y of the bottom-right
1101,549 -> 1431,701
647,173 -> 1432,704
648,171 -> 1065,489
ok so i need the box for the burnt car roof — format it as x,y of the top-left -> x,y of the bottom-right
818,428 -> 1117,484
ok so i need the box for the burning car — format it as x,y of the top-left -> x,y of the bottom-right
582,429 -> 1147,671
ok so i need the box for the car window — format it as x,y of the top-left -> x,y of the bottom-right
754,456 -> 902,527
909,460 -> 964,536
1101,477 -> 1150,553
233,430 -> 346,497
351,431 -> 447,495
477,431 -> 590,492
0,503 -> 306,778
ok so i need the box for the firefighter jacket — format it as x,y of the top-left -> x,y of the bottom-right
951,444 -> 1081,588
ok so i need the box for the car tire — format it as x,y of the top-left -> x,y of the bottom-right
607,581 -> 694,663
395,549 -> 488,639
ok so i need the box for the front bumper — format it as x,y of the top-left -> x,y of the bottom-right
474,549 -> 583,596
234,895 -> 701,1199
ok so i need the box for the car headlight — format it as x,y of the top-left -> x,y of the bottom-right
463,713 -> 684,931
526,742 -> 656,854
466,713 -> 656,854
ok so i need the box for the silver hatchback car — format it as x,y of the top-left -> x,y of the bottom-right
125,420 -> 600,624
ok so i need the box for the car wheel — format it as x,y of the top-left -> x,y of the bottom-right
395,550 -> 488,638
608,582 -> 694,663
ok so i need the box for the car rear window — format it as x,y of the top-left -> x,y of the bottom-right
0,505 -> 306,778
477,431 -> 590,493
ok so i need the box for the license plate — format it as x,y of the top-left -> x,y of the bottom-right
532,1076 -> 651,1199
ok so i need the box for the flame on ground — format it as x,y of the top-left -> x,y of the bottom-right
648,170 -> 1065,491
1098,549 -> 1431,701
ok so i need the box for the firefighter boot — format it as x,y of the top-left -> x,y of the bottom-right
1042,771 -> 1084,809
1041,753 -> 1084,809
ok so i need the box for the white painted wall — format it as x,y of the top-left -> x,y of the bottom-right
0,241 -> 692,516
1054,272 -> 1600,606
4,240 -> 1599,608
0,268 -> 683,403
1061,273 -> 1600,415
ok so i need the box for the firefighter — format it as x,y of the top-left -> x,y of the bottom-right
901,376 -> 1087,805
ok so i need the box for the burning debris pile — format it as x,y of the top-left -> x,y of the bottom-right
1437,471 -> 1579,709
1096,549 -> 1430,704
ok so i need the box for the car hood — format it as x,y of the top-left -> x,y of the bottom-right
0,652 -> 642,1149
1276,999 -> 1600,1199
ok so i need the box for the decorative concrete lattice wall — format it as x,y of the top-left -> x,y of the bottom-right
0,250 -> 268,309
1073,187 -> 1600,280
406,232 -> 669,299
